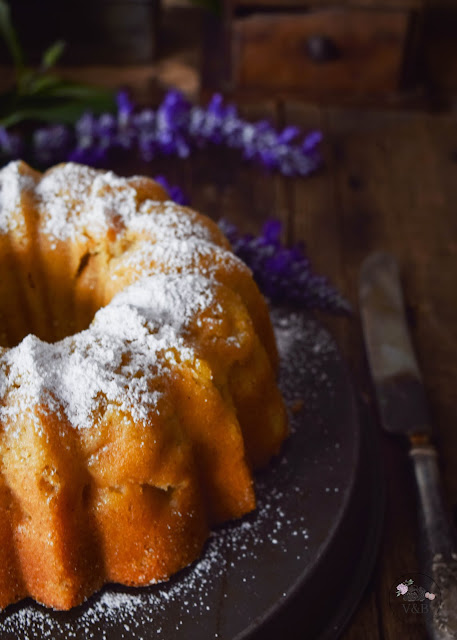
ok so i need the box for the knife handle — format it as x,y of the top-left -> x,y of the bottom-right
410,443 -> 457,640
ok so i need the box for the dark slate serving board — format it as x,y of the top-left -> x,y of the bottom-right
0,308 -> 384,640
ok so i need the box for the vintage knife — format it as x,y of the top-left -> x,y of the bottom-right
359,252 -> 457,640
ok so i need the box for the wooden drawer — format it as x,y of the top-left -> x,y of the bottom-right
231,9 -> 409,97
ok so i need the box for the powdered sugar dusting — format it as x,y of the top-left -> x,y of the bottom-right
0,161 -> 36,234
88,171 -> 139,236
0,162 -> 221,246
110,237 -> 250,284
130,201 -> 217,243
0,163 -> 358,638
0,273 -> 222,431
0,309 -> 359,640
0,162 -> 238,432
36,163 -> 96,240
274,310 -> 337,415
107,273 -> 216,330
0,482 -> 311,640
34,163 -> 217,244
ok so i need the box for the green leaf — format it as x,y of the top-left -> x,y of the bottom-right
0,110 -> 25,128
0,91 -> 116,128
38,82 -> 114,102
41,40 -> 66,71
0,0 -> 24,70
16,68 -> 36,95
0,103 -> 83,128
24,74 -> 61,96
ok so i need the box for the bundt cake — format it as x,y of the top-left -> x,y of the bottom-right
0,160 -> 288,611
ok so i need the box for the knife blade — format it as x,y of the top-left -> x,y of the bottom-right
359,251 -> 457,640
359,252 -> 431,437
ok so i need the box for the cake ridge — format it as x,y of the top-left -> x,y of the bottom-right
0,160 -> 288,611
0,272 -> 221,432
0,161 -> 37,236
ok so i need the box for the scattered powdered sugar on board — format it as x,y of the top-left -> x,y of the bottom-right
273,309 -> 338,430
0,480 -> 311,640
0,308 -> 358,640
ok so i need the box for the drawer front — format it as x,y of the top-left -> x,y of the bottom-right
232,9 -> 409,96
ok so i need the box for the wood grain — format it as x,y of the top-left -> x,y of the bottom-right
326,108 -> 436,640
297,105 -> 457,639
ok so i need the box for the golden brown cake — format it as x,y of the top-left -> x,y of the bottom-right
0,160 -> 288,611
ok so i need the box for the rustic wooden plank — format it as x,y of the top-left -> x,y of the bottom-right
406,114 -> 457,503
342,587 -> 382,640
323,106 -> 457,639
282,102 -> 349,348
327,108 -> 457,505
283,101 -> 384,638
326,108 -> 422,640
283,103 -> 457,638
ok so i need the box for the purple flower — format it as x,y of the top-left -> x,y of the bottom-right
261,219 -> 282,246
153,175 -> 189,205
161,90 -> 191,123
0,90 -> 323,177
0,127 -> 24,159
278,126 -> 300,144
302,130 -> 323,153
33,125 -> 72,166
219,218 -> 350,315
74,112 -> 98,145
397,583 -> 408,595
67,145 -> 107,167
207,93 -> 225,117
97,113 -> 117,143
116,90 -> 135,125
217,218 -> 238,244
133,109 -> 156,131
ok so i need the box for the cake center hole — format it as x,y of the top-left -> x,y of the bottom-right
0,249 -> 104,348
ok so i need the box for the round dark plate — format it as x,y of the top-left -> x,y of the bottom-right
0,309 -> 384,640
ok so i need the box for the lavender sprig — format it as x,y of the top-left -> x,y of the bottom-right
153,175 -> 189,206
0,90 -> 322,177
0,127 -> 23,159
0,88 -> 339,313
219,219 -> 351,315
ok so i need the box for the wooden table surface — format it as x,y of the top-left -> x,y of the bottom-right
259,104 -> 457,640
138,100 -> 457,639
3,7 -> 456,631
